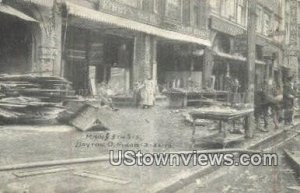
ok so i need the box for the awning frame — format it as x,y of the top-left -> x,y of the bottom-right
63,1 -> 211,47
0,3 -> 38,22
213,51 -> 266,65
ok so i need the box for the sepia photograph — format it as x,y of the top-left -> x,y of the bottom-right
0,0 -> 299,192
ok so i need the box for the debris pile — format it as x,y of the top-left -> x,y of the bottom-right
58,102 -> 118,131
0,74 -> 76,123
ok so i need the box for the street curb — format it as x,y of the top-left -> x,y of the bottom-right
149,123 -> 300,193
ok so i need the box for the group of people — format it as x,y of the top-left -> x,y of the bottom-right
96,78 -> 156,110
254,76 -> 297,132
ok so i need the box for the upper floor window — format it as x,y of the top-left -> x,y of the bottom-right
237,0 -> 247,26
165,0 -> 182,20
182,0 -> 191,26
263,13 -> 271,36
210,0 -> 221,14
256,7 -> 263,33
116,0 -> 139,8
194,1 -> 201,27
153,0 -> 159,14
221,0 -> 236,20
141,0 -> 153,12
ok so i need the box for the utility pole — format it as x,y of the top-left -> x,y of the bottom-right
245,0 -> 257,138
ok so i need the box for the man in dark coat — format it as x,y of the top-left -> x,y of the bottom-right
283,76 -> 296,125
254,89 -> 269,132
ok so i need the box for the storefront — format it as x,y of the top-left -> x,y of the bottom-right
209,32 -> 267,96
62,2 -> 136,95
61,1 -> 211,96
157,42 -> 204,91
0,3 -> 38,74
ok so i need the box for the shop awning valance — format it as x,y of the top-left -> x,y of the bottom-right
214,51 -> 265,65
0,4 -> 38,22
21,0 -> 52,7
12,0 -> 53,7
64,1 -> 211,47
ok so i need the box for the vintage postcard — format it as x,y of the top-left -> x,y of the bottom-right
0,0 -> 299,192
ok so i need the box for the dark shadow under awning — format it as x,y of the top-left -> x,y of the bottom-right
0,3 -> 38,22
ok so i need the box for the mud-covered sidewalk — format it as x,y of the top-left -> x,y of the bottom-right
0,104 -> 298,193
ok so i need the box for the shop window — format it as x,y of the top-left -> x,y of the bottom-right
217,35 -> 231,54
256,45 -> 263,60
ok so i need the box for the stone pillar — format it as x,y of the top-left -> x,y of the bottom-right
33,5 -> 62,76
203,48 -> 214,89
245,0 -> 257,138
132,33 -> 157,85
53,3 -> 62,77
152,38 -> 158,88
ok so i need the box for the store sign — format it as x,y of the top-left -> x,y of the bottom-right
211,15 -> 244,36
99,0 -> 159,25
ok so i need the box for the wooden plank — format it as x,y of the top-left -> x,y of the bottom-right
73,171 -> 130,185
0,156 -> 114,171
284,149 -> 300,177
13,167 -> 72,177
287,186 -> 300,191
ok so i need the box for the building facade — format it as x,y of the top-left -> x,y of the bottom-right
0,0 -> 299,97
207,0 -> 285,95
0,0 -> 212,95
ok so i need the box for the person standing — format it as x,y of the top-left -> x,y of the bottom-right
283,76 -> 296,125
140,78 -> 155,109
133,81 -> 143,107
271,86 -> 283,130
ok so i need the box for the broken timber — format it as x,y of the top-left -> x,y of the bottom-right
13,167 -> 72,177
284,149 -> 300,177
73,171 -> 130,185
0,149 -> 259,172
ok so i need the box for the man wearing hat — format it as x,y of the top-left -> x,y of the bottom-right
283,75 -> 296,125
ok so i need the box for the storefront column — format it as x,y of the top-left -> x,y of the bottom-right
133,33 -> 157,85
34,6 -> 61,76
152,38 -> 158,90
203,48 -> 213,89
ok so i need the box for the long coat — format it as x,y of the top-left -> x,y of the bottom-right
140,80 -> 155,106
283,82 -> 295,109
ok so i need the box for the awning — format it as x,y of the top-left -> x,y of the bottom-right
64,1 -> 211,47
214,51 -> 265,65
0,4 -> 38,22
